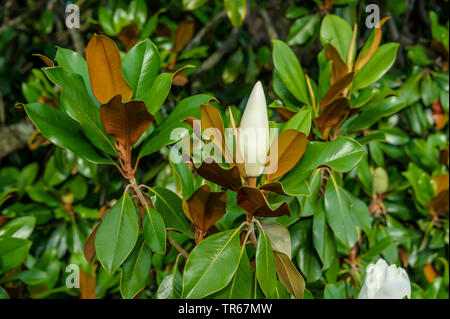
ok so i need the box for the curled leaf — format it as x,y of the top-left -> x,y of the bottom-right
316,97 -> 350,133
200,104 -> 230,162
325,44 -> 348,84
184,185 -> 227,243
86,34 -> 133,104
100,95 -> 153,147
320,72 -> 354,108
237,186 -> 290,218
173,20 -> 195,53
195,159 -> 242,192
272,106 -> 298,122
266,129 -> 307,182
354,17 -> 390,71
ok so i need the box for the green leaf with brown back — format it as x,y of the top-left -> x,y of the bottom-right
100,95 -> 153,148
266,129 -> 307,183
237,186 -> 290,218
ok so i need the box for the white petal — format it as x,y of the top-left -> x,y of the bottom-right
238,81 -> 270,177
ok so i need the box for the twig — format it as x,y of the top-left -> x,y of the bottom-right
258,8 -> 279,40
184,10 -> 227,51
168,231 -> 189,259
194,27 -> 241,75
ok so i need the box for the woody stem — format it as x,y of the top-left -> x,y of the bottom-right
135,183 -> 190,259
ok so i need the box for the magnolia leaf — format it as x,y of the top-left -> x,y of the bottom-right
122,39 -> 160,105
33,54 -> 54,67
214,248 -> 252,298
255,228 -> 277,298
143,206 -> 166,254
274,252 -> 305,299
184,185 -> 227,235
354,17 -> 390,71
173,20 -> 195,53
200,104 -> 229,160
86,34 -> 133,104
272,106 -> 297,122
325,44 -> 348,84
320,72 -> 354,108
316,97 -> 350,133
195,159 -> 242,192
259,181 -> 310,197
100,95 -> 153,147
182,229 -> 241,298
237,186 -> 290,218
95,192 -> 139,274
266,129 -> 307,182
84,223 -> 100,264
260,220 -> 292,259
23,102 -> 113,165
120,237 -> 152,299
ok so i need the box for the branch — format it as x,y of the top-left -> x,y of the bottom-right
194,27 -> 240,75
168,231 -> 189,259
0,120 -> 35,159
258,8 -> 279,40
184,10 -> 227,51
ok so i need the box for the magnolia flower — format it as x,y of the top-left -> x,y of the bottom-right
359,259 -> 411,299
238,81 -> 270,177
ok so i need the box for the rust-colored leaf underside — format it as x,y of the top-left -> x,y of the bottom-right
186,184 -> 227,232
266,129 -> 307,182
86,34 -> 133,104
237,186 -> 290,218
100,95 -> 153,147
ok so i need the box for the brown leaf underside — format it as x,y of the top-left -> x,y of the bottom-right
237,186 -> 290,218
195,159 -> 243,192
100,95 -> 153,147
86,34 -> 133,104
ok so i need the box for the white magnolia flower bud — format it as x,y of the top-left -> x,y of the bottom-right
238,81 -> 270,177
359,259 -> 411,299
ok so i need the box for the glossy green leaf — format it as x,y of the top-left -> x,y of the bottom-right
24,103 -> 113,165
272,39 -> 309,105
320,14 -> 352,62
324,283 -> 346,299
95,192 -> 139,274
142,206 -> 166,254
259,220 -> 292,259
282,108 -> 311,135
120,237 -> 152,299
43,67 -> 117,156
123,39 -> 161,107
183,0 -> 208,10
0,238 -> 31,275
281,137 -> 365,194
146,72 -> 175,115
343,96 -> 405,131
0,216 -> 36,239
139,94 -> 214,158
290,219 -> 322,282
146,187 -> 192,237
324,175 -> 371,249
214,249 -> 252,299
55,47 -> 95,102
224,0 -> 246,27
312,200 -> 336,270
169,149 -> 195,198
287,14 -> 319,46
256,228 -> 277,298
353,43 -> 399,90
182,229 -> 241,298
